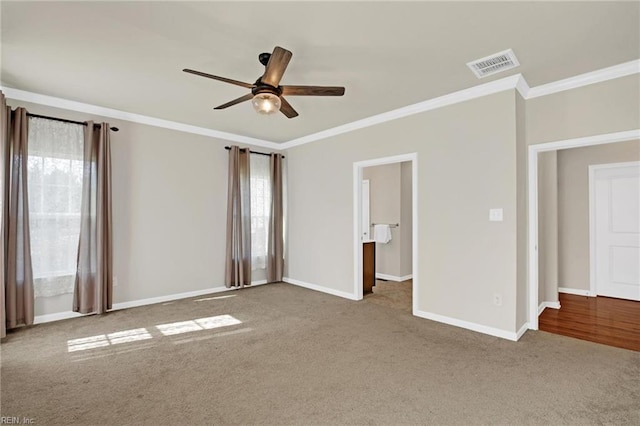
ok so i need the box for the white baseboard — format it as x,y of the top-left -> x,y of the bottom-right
282,277 -> 358,300
558,287 -> 595,297
413,309 -> 522,341
516,322 -> 529,340
538,301 -> 561,315
34,280 -> 269,325
375,273 -> 413,282
111,286 -> 229,311
34,311 -> 85,324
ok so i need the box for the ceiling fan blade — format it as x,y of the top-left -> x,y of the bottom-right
183,69 -> 254,89
281,85 -> 345,96
261,46 -> 293,87
279,97 -> 299,119
214,93 -> 254,110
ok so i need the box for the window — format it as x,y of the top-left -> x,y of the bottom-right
249,154 -> 271,270
27,117 -> 84,297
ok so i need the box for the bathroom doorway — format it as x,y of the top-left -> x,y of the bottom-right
353,153 -> 418,315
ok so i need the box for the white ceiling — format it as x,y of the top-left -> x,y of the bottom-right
2,1 -> 638,143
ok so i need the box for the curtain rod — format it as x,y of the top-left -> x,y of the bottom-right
27,113 -> 120,132
224,146 -> 285,158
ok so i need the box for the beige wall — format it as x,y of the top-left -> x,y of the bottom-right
286,90 -> 522,334
527,74 -> 640,145
557,140 -> 640,291
538,151 -> 559,304
9,99 -> 277,317
400,162 -> 413,277
12,69 -> 639,335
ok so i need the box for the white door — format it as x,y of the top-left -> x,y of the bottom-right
591,162 -> 640,300
362,180 -> 370,240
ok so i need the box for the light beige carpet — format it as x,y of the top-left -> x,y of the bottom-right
1,283 -> 639,425
366,279 -> 412,313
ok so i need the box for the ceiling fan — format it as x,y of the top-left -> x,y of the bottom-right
183,46 -> 345,118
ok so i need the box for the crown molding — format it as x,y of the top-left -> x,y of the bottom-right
526,59 -> 640,99
281,74 -> 522,149
282,60 -> 639,149
515,74 -> 530,98
0,86 -> 280,149
529,129 -> 640,153
2,59 -> 638,150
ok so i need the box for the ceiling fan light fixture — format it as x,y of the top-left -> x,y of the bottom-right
252,92 -> 281,115
184,46 -> 344,118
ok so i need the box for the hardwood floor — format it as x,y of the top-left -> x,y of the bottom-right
539,293 -> 640,352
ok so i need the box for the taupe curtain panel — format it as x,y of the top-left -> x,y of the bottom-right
73,122 -> 113,314
267,153 -> 284,283
1,95 -> 34,337
1,92 -> 5,339
225,146 -> 252,288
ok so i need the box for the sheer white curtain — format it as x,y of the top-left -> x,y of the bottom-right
27,117 -> 84,297
250,154 -> 271,270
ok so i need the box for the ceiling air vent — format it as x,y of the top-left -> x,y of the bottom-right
467,49 -> 520,78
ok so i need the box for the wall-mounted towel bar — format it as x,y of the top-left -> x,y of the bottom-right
371,223 -> 399,228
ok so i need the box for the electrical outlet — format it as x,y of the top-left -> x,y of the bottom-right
489,208 -> 503,222
113,276 -> 119,287
493,294 -> 502,306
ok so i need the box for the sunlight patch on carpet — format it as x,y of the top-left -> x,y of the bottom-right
195,295 -> 237,302
67,328 -> 153,352
155,314 -> 242,336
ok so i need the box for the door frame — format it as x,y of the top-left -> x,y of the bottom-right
527,129 -> 640,330
589,160 -> 640,297
353,153 -> 418,315
361,179 -> 370,241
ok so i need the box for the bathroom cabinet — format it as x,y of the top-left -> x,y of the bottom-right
363,242 -> 375,294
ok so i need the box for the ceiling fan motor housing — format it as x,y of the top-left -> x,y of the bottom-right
252,82 -> 282,97
258,52 -> 272,66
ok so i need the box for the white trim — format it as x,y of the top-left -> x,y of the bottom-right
558,287 -> 595,297
375,273 -> 412,282
282,60 -> 639,148
353,153 -> 418,314
527,130 -> 639,331
527,144 -> 540,329
282,277 -> 359,300
414,309 -> 523,342
110,288 -> 228,310
515,74 -> 531,98
354,163 -> 364,301
589,165 -> 598,298
588,161 -> 640,298
3,60 -> 637,150
516,322 -> 529,340
282,74 -> 521,149
33,281 -> 270,324
112,280 -> 269,310
33,311 -> 84,324
0,86 -> 279,149
530,129 -> 640,153
538,301 -> 561,315
412,156 -> 419,316
526,59 -> 640,99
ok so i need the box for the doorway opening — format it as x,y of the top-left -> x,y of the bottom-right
528,130 -> 640,337
353,153 -> 418,315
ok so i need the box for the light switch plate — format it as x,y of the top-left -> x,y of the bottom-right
489,208 -> 503,222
